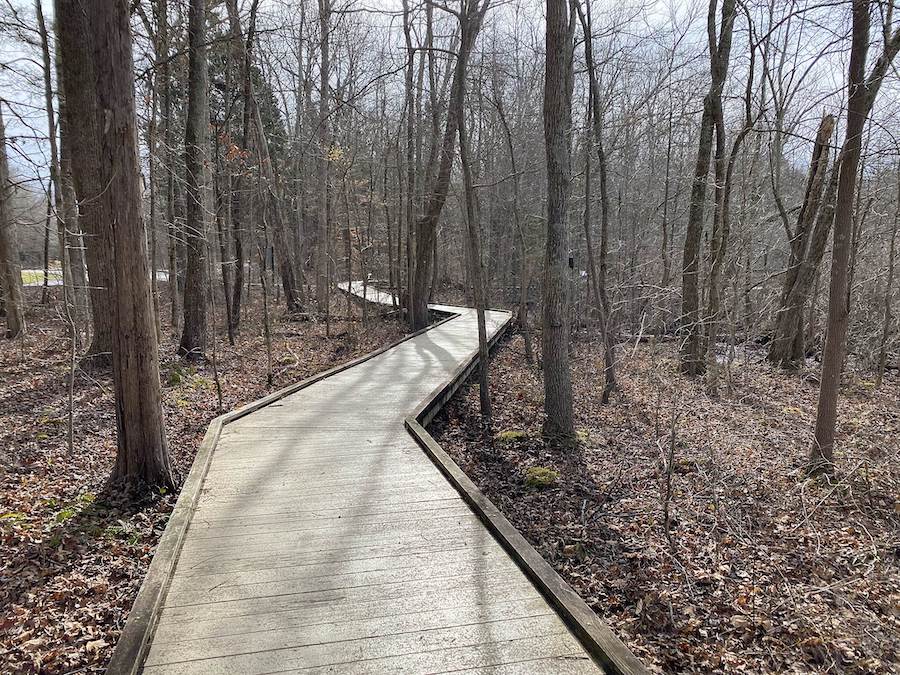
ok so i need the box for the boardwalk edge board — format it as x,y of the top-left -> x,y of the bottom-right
107,286 -> 646,674
405,315 -> 648,675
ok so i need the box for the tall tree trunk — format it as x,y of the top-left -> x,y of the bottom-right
402,0 -> 416,313
542,0 -> 575,441
575,0 -> 616,402
809,0 -> 870,473
768,114 -> 836,368
73,0 -> 172,486
154,0 -> 181,336
492,90 -> 533,364
179,0 -> 210,359
704,47 -> 757,373
54,0 -> 113,364
316,0 -> 331,309
214,148 -> 235,345
36,1 -> 76,335
680,0 -> 737,376
57,44 -> 89,344
458,84 -> 491,428
0,105 -> 25,338
225,0 -> 259,336
42,183 -> 52,305
409,0 -> 488,331
875,163 -> 899,387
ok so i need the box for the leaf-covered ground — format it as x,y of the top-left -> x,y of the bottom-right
0,290 -> 407,673
433,331 -> 900,674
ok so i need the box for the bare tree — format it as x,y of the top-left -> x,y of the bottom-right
60,0 -> 173,486
542,0 -> 576,441
767,114 -> 836,368
409,0 -> 489,331
54,0 -> 113,365
35,0 -> 78,336
179,0 -> 210,359
680,0 -> 737,376
0,104 -> 24,339
316,0 -> 331,310
574,0 -> 616,403
810,0 -> 900,473
875,162 -> 899,387
459,70 -> 491,427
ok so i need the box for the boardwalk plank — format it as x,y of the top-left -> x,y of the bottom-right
147,599 -> 557,664
151,581 -> 541,643
143,616 -> 576,672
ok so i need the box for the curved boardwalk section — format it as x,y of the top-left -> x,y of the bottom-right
114,285 -> 638,674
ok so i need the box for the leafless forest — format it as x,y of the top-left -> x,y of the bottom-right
1,0 -> 899,672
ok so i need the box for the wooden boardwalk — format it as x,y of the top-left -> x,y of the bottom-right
118,285 -> 633,674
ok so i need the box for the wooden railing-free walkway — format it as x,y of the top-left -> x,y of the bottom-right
107,283 -> 645,674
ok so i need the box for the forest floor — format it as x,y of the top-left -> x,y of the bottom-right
433,330 -> 900,674
0,288 -> 408,674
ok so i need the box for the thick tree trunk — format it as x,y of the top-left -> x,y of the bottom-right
542,0 -> 575,441
74,0 -> 172,486
0,106 -> 25,338
179,0 -> 210,359
54,0 -> 113,364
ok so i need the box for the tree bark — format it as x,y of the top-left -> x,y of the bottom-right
409,0 -> 488,331
492,90 -> 533,364
36,0 -> 77,336
768,115 -> 835,368
458,81 -> 491,427
809,0 -> 869,473
542,0 -> 575,441
680,0 -> 737,376
54,0 -> 113,364
179,0 -> 210,359
875,163 -> 899,387
316,0 -> 331,309
575,0 -> 616,402
704,45 -> 757,373
74,0 -> 173,486
0,105 -> 25,339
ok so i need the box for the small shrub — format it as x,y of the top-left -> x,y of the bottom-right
524,466 -> 559,489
